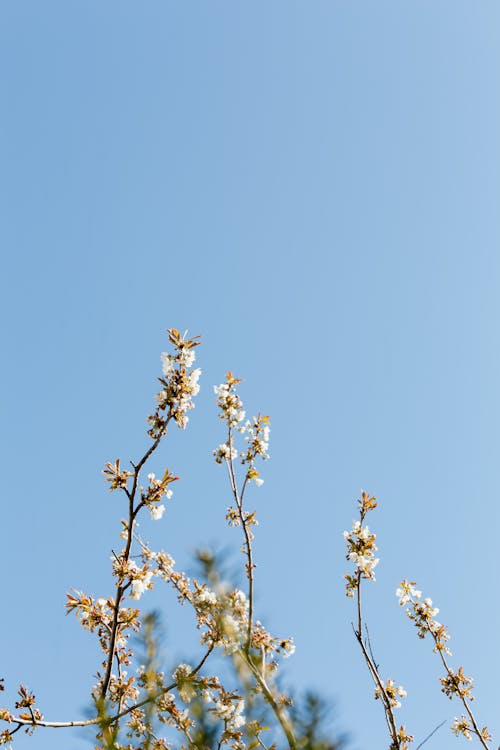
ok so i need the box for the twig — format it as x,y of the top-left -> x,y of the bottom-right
351,504 -> 400,748
11,645 -> 214,730
365,624 -> 379,671
415,719 -> 446,749
226,425 -> 254,651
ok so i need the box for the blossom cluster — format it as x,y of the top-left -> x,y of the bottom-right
440,667 -> 474,701
148,328 -> 201,433
241,414 -> 270,468
394,725 -> 414,750
214,373 -> 246,427
343,492 -> 379,596
344,519 -> 379,583
395,580 -> 490,744
213,372 -> 270,489
374,679 -> 407,709
136,547 -> 294,667
451,716 -> 491,743
142,468 -> 178,521
396,579 -> 451,655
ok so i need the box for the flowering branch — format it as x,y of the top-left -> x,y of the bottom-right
344,492 -> 412,750
101,421 -> 172,699
213,373 -> 297,749
397,581 -> 491,747
7,645 -> 214,732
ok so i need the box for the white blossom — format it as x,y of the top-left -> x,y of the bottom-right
161,352 -> 174,376
130,571 -> 153,600
180,348 -> 196,367
150,504 -> 166,521
213,698 -> 246,728
214,443 -> 238,463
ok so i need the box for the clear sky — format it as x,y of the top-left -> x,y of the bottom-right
1,3 -> 500,749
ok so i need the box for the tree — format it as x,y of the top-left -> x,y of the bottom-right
0,329 -> 492,749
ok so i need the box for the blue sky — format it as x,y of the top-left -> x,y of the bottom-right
1,2 -> 500,749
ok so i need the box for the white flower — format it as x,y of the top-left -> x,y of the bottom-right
232,699 -> 246,728
348,551 -> 379,576
194,589 -> 217,608
214,701 -> 232,721
220,614 -> 244,652
173,663 -> 196,703
131,580 -> 147,600
150,504 -> 166,521
213,698 -> 246,728
190,368 -> 201,384
222,614 -> 240,639
188,368 -> 202,396
396,580 -> 422,605
173,663 -> 192,679
180,348 -> 196,367
423,598 -> 439,617
374,679 -> 407,709
214,443 -> 238,463
155,389 -> 167,404
130,571 -> 153,600
233,589 -> 247,604
228,407 -> 245,423
161,353 -> 174,376
253,476 -> 264,487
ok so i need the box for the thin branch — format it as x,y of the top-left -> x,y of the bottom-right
225,426 -> 254,651
433,639 -> 489,749
415,719 -> 446,750
11,645 -> 214,731
353,624 -> 399,744
365,624 -> 379,671
352,506 -> 400,748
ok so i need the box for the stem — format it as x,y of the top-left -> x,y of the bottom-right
415,720 -> 446,750
356,571 -> 362,637
226,426 -> 254,651
354,626 -> 399,744
353,516 -> 400,749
